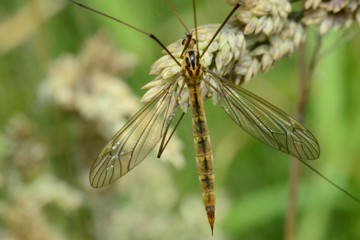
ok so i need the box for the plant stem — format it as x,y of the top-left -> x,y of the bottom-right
284,31 -> 322,240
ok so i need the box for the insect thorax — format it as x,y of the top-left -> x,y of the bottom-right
182,50 -> 203,85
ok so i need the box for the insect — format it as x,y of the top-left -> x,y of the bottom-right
69,0 -> 320,234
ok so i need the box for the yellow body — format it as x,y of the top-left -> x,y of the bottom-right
188,81 -> 216,231
182,39 -> 215,231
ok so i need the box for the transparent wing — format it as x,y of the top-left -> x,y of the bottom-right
90,79 -> 182,188
207,70 -> 320,160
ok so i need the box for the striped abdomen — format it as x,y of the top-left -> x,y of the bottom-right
188,82 -> 215,232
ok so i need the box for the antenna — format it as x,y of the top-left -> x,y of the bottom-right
67,0 -> 181,66
165,0 -> 190,33
192,0 -> 200,55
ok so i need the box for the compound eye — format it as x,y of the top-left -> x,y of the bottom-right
181,38 -> 186,45
193,39 -> 197,44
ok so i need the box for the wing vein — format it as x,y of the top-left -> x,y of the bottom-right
206,70 -> 320,160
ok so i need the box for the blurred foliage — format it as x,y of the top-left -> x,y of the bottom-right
0,0 -> 360,239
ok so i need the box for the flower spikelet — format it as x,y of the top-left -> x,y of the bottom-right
143,0 -> 306,109
302,0 -> 360,34
39,33 -> 138,138
143,24 -> 248,111
228,0 -> 292,36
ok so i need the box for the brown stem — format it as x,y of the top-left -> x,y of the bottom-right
308,32 -> 322,80
284,157 -> 301,240
283,40 -> 307,240
284,31 -> 322,240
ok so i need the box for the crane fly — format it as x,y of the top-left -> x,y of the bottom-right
69,0 -> 320,234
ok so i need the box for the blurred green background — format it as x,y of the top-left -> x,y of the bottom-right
1,0 -> 360,239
